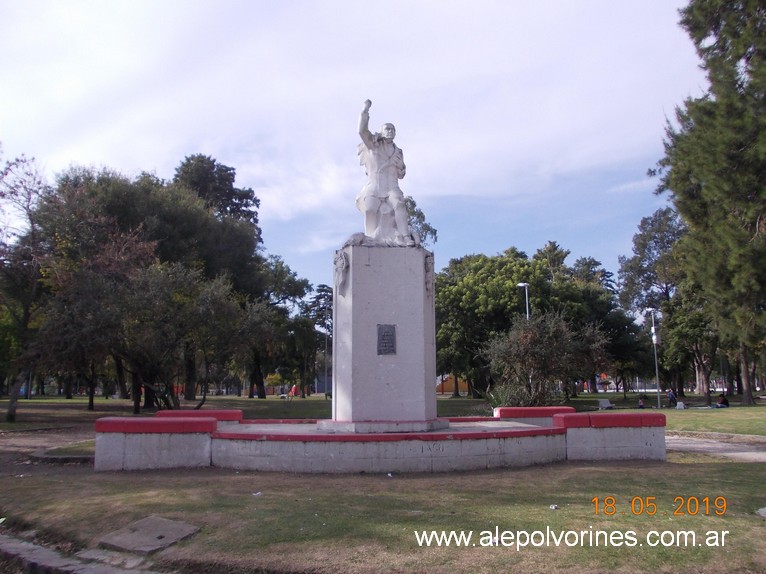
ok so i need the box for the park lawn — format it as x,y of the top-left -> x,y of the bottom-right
2,393 -> 765,438
663,407 -> 766,437
0,452 -> 764,574
0,394 -> 482,430
567,394 -> 766,437
1,394 -> 765,573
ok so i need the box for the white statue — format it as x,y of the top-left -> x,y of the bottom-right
356,99 -> 416,246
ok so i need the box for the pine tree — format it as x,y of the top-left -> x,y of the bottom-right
655,0 -> 766,404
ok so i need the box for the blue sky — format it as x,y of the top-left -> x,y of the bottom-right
1,0 -> 707,290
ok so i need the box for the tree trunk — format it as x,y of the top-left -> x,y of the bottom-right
113,355 -> 129,399
64,374 -> 73,399
184,341 -> 197,401
143,383 -> 158,409
85,363 -> 97,411
249,349 -> 267,399
131,372 -> 141,415
451,372 -> 460,397
87,381 -> 96,411
5,372 -> 27,423
739,343 -> 756,405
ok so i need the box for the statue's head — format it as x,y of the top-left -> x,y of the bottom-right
380,123 -> 396,141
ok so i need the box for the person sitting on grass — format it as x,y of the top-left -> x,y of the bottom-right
714,393 -> 729,408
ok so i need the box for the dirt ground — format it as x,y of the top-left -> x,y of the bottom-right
0,424 -> 94,465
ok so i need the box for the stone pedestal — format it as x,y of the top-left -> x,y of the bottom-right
317,244 -> 447,433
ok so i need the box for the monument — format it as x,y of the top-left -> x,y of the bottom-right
317,100 -> 448,433
94,101 -> 668,472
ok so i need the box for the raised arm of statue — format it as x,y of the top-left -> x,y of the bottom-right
359,99 -> 374,149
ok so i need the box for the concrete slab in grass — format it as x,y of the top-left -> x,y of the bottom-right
98,515 -> 200,555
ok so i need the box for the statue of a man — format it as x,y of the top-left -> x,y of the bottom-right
356,99 -> 416,246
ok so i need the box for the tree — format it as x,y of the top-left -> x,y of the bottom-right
661,276 -> 718,404
533,241 -> 570,283
0,151 -> 313,416
618,208 -> 685,313
652,0 -> 766,405
301,284 -> 333,393
404,195 -> 438,247
436,243 -> 643,398
302,284 -> 333,335
572,256 -> 616,292
49,162 -> 307,402
0,150 -> 48,421
174,154 -> 261,229
236,299 -> 282,399
484,311 -> 608,406
435,250 -> 540,396
33,208 -> 155,410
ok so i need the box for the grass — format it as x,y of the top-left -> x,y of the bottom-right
1,453 -> 764,573
1,393 -> 765,573
46,439 -> 95,456
3,392 -> 765,449
663,407 -> 766,436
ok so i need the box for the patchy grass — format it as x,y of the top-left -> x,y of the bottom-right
0,394 -> 487,428
566,394 -> 766,436
0,452 -> 764,574
45,440 -> 95,456
663,407 -> 766,437
1,393 -> 765,573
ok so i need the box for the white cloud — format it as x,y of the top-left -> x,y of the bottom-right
1,0 -> 707,286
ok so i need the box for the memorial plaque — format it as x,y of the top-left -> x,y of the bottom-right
377,324 -> 396,355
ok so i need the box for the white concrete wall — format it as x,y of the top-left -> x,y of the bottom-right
211,433 -> 567,473
95,432 -> 212,471
565,426 -> 666,461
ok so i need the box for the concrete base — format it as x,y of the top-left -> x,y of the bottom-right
332,244 -> 437,430
94,417 -> 216,472
212,423 -> 565,473
553,412 -> 666,461
93,409 -> 667,473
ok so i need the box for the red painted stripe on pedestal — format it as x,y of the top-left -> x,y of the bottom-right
553,412 -> 666,429
95,416 -> 217,433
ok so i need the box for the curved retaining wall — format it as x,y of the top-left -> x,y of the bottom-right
94,408 -> 666,472
211,426 -> 566,473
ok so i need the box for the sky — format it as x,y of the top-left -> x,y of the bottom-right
1,0 -> 708,291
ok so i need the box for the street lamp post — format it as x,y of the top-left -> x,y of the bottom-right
649,311 -> 661,409
517,283 -> 530,320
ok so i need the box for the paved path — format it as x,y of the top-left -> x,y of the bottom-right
666,432 -> 766,462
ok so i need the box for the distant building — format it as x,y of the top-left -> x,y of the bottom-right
436,375 -> 469,396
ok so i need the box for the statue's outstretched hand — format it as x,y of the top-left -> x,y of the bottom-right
362,99 -> 372,113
